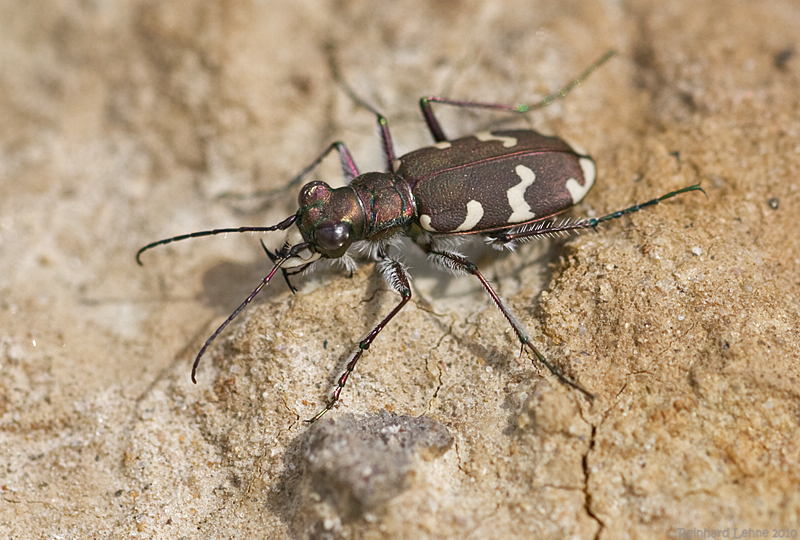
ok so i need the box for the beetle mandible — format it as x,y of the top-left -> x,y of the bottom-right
137,50 -> 703,423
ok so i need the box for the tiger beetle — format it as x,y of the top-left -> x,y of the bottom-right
137,50 -> 704,423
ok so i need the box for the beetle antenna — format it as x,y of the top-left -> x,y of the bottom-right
136,214 -> 297,265
190,241 -> 310,383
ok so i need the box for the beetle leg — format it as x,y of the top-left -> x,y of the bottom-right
307,256 -> 412,423
221,141 -> 361,201
493,183 -> 706,244
324,97 -> 397,172
221,141 -> 361,203
427,248 -> 594,401
343,102 -> 396,172
327,47 -> 397,171
289,141 -> 361,186
419,50 -> 616,143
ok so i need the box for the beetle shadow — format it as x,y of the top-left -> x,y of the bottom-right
194,228 -> 578,413
310,233 -> 579,401
198,256 -> 295,316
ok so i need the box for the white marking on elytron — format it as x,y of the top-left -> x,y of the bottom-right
454,200 -> 484,232
420,199 -> 483,233
392,159 -> 402,173
419,214 -> 435,231
433,141 -> 452,150
507,165 -> 537,222
565,157 -> 597,203
475,131 -> 517,148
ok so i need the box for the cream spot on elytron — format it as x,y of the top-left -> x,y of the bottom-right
475,131 -> 517,148
433,141 -> 452,150
454,200 -> 484,232
419,214 -> 435,232
507,165 -> 537,222
565,157 -> 596,203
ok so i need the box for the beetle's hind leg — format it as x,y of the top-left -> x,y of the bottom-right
491,183 -> 706,245
426,248 -> 594,401
419,50 -> 616,143
307,255 -> 412,423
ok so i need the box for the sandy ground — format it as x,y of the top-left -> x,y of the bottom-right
1,0 -> 799,538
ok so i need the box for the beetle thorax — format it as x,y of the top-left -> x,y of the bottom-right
349,172 -> 416,241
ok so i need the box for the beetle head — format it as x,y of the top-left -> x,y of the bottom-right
288,181 -> 366,261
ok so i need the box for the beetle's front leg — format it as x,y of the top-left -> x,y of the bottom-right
221,141 -> 361,202
290,141 -> 361,187
307,256 -> 412,423
426,248 -> 594,401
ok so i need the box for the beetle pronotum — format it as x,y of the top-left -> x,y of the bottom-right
137,50 -> 703,422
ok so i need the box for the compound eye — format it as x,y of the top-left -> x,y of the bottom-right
313,223 -> 351,255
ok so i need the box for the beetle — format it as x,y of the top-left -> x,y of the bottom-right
137,50 -> 703,422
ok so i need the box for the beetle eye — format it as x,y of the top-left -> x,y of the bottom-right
314,223 -> 351,255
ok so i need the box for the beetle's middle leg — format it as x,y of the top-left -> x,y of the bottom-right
307,255 -> 412,423
426,248 -> 594,401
